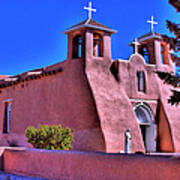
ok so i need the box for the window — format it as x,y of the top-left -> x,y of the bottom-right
137,71 -> 146,92
3,101 -> 12,133
93,33 -> 103,57
160,43 -> 169,64
140,46 -> 149,64
72,35 -> 82,59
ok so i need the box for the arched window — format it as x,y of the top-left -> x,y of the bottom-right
135,105 -> 153,125
3,101 -> 12,133
72,35 -> 82,59
137,71 -> 146,93
160,43 -> 169,64
140,46 -> 149,63
93,33 -> 103,57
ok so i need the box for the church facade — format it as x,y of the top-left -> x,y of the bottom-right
0,15 -> 179,153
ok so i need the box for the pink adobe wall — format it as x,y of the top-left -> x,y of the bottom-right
85,31 -> 144,153
3,148 -> 180,180
118,54 -> 174,100
116,53 -> 178,152
157,102 -> 174,152
0,24 -> 178,155
157,79 -> 180,152
0,59 -> 105,152
84,29 -> 178,153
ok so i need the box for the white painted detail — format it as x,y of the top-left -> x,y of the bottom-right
2,99 -> 13,103
130,99 -> 157,103
138,34 -> 161,43
27,71 -> 42,75
84,1 -> 96,20
147,16 -> 158,33
4,78 -> 18,82
63,23 -> 117,34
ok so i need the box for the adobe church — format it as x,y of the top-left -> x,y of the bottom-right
0,2 -> 179,154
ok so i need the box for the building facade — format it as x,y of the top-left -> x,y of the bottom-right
0,18 -> 179,153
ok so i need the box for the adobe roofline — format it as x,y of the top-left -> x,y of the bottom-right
63,23 -> 117,34
138,33 -> 162,43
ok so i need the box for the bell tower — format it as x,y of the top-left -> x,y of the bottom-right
63,2 -> 116,62
137,32 -> 174,71
131,16 -> 174,71
64,19 -> 116,61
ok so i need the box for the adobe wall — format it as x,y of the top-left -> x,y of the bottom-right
118,54 -> 178,152
0,59 -> 105,152
85,31 -> 144,153
85,41 -> 178,154
3,148 -> 180,180
118,55 -> 159,100
157,79 -> 180,152
157,102 -> 174,152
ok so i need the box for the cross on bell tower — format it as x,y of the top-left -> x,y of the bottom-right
84,1 -> 96,20
64,1 -> 116,61
147,16 -> 158,34
132,38 -> 140,54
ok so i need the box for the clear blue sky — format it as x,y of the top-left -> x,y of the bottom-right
0,0 -> 179,75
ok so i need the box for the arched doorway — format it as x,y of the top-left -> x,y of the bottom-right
134,104 -> 157,152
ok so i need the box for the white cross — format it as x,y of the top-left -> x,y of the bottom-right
168,49 -> 174,55
147,16 -> 158,33
84,1 -> 96,20
132,38 -> 140,54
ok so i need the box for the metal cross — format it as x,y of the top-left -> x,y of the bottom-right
132,38 -> 140,54
84,1 -> 96,20
147,16 -> 158,33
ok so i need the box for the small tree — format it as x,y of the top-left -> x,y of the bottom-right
25,124 -> 74,150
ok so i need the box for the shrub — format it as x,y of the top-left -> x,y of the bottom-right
25,124 -> 73,150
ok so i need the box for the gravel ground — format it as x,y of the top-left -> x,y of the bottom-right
0,171 -> 48,180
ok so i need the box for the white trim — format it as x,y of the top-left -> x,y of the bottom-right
27,71 -> 42,75
85,24 -> 117,33
4,78 -> 18,82
3,99 -> 13,103
130,98 -> 157,103
133,102 -> 154,124
63,24 -> 117,34
138,34 -> 161,43
139,122 -> 151,126
63,24 -> 84,34
145,63 -> 156,67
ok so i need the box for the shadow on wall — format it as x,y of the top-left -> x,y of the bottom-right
0,134 -> 32,148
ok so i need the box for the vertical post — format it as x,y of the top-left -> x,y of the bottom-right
67,34 -> 73,60
85,30 -> 93,60
103,33 -> 112,59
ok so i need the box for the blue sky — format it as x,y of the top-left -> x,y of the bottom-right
0,0 -> 179,75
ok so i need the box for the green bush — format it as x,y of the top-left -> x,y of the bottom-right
25,124 -> 74,150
